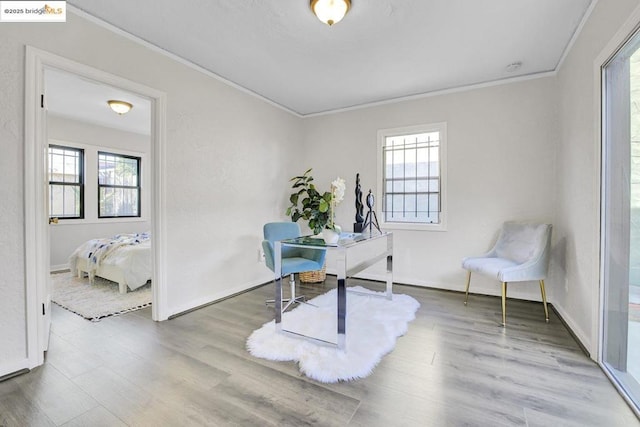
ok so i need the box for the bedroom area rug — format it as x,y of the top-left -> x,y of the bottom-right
246,286 -> 420,383
51,272 -> 151,322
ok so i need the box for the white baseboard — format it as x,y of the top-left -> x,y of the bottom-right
167,276 -> 271,318
50,263 -> 69,273
550,301 -> 593,358
0,359 -> 30,380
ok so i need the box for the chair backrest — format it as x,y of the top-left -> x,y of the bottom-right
262,222 -> 302,271
261,222 -> 326,274
263,222 -> 301,243
494,221 -> 552,265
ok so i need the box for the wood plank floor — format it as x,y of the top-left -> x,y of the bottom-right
1,278 -> 639,426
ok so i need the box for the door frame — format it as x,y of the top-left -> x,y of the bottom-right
595,4 -> 640,417
24,46 -> 168,368
596,3 -> 640,365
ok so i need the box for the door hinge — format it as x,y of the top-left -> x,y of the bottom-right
41,94 -> 44,109
42,303 -> 45,316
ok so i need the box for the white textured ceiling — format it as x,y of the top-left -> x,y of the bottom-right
68,0 -> 593,116
45,68 -> 151,135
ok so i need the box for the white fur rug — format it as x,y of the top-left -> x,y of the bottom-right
246,286 -> 420,383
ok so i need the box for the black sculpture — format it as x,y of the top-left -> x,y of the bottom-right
361,189 -> 381,233
354,173 -> 364,232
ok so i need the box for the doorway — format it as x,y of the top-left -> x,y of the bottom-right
24,46 -> 167,368
601,26 -> 640,413
46,67 -> 153,321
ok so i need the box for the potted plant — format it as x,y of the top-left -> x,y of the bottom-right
286,168 -> 346,242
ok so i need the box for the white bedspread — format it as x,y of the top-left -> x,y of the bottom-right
69,233 -> 151,291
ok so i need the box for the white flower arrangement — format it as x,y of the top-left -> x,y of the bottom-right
329,176 -> 346,231
331,177 -> 346,204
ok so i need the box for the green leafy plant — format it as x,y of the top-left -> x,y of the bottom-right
286,168 -> 333,234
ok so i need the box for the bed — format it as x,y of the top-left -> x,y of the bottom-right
68,232 -> 151,294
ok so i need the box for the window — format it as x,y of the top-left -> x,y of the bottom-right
98,151 -> 141,218
377,123 -> 447,230
48,145 -> 84,219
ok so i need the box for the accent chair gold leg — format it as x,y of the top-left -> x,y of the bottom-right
464,271 -> 472,305
501,282 -> 507,326
539,279 -> 549,323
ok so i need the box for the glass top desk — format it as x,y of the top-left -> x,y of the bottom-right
273,231 -> 393,351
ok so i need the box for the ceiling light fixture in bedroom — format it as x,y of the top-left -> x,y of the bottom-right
310,0 -> 351,26
107,100 -> 133,115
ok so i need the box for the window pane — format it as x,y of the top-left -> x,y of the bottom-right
49,146 -> 81,184
98,154 -> 115,185
416,179 -> 429,192
392,194 -> 404,213
429,147 -> 440,175
429,178 -> 440,192
99,187 -> 139,217
416,148 -> 428,175
404,194 -> 416,212
98,153 -> 140,187
428,193 -> 440,213
99,153 -> 139,186
49,184 -> 80,218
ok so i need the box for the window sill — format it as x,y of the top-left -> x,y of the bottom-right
380,221 -> 447,232
51,217 -> 148,226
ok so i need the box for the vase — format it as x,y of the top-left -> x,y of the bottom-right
322,226 -> 341,244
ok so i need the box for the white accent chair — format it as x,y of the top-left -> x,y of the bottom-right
462,221 -> 552,326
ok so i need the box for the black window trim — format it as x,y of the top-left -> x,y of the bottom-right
98,151 -> 142,219
48,144 -> 85,220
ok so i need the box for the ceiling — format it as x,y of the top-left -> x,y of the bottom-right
66,0 -> 593,116
45,68 -> 151,135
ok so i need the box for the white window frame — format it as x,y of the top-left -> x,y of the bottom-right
376,122 -> 447,231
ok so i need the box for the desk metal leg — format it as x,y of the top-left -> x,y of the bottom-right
274,242 -> 282,333
386,233 -> 393,300
337,248 -> 347,351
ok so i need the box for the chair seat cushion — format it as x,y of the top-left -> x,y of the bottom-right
281,257 -> 324,276
462,256 -> 519,280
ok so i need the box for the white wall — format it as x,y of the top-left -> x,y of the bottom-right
302,78 -> 558,300
554,0 -> 640,354
0,24 -> 28,374
47,115 -> 151,269
0,12 -> 301,375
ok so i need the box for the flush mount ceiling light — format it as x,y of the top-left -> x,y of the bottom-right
310,0 -> 351,26
107,100 -> 133,115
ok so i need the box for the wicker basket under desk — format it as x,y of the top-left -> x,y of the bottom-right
299,263 -> 327,283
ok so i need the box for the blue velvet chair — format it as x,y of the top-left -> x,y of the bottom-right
262,222 -> 326,309
462,221 -> 552,326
